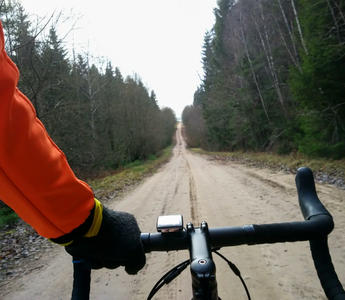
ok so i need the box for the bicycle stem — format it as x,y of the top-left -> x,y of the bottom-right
188,221 -> 219,300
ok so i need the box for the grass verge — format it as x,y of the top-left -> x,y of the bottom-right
89,146 -> 173,200
191,148 -> 345,179
0,206 -> 19,228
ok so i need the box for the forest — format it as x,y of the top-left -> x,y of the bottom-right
0,1 -> 177,178
183,0 -> 345,159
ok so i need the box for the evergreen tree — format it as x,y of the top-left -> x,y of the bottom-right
290,0 -> 345,158
38,27 -> 71,136
0,0 -> 177,177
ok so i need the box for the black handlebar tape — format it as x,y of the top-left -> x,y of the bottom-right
141,232 -> 189,252
295,167 -> 331,220
296,168 -> 344,299
310,238 -> 345,300
252,215 -> 334,244
71,258 -> 91,300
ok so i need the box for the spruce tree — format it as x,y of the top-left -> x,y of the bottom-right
290,0 -> 345,158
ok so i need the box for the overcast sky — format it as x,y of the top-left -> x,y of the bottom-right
20,0 -> 217,118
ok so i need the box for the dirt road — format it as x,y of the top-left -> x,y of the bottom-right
1,124 -> 344,299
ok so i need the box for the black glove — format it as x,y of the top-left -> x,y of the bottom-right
65,207 -> 146,275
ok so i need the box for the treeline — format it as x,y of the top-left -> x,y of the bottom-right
1,1 -> 176,177
183,0 -> 345,159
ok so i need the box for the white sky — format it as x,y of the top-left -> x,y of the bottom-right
19,0 -> 217,118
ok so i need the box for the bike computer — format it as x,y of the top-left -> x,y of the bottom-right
156,215 -> 183,233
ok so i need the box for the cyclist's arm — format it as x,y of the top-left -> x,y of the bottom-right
0,20 -> 95,239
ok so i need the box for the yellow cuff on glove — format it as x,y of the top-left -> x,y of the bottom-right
84,199 -> 103,237
50,199 -> 103,246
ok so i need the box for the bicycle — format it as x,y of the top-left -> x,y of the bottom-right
71,167 -> 345,299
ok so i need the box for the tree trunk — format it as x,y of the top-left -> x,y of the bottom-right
240,13 -> 271,124
290,0 -> 308,55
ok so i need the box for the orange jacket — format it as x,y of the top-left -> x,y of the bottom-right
0,21 -> 94,238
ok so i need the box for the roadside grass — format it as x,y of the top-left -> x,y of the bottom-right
191,148 -> 345,178
0,206 -> 19,229
89,146 -> 173,200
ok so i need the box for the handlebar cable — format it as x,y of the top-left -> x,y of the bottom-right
212,249 -> 251,300
147,259 -> 190,300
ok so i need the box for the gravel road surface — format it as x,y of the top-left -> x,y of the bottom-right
1,124 -> 344,299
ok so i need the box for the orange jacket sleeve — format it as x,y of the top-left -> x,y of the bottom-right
0,21 -> 95,238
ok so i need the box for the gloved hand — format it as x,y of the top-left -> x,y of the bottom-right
65,206 -> 146,275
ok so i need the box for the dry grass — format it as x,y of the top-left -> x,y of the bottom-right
88,145 -> 344,201
191,148 -> 345,178
89,146 -> 173,200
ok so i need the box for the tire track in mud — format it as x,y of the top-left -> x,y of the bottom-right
174,128 -> 182,157
165,252 -> 178,299
186,160 -> 199,225
160,198 -> 168,215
